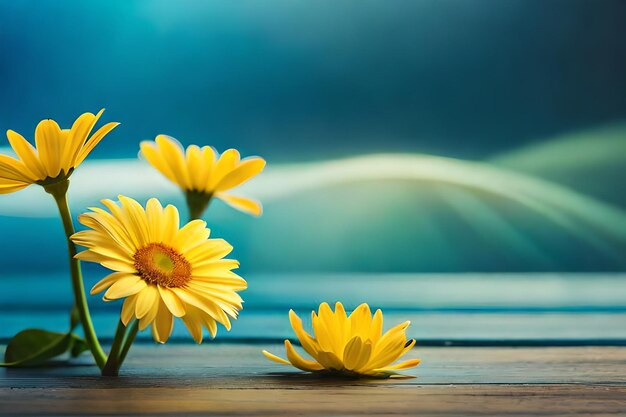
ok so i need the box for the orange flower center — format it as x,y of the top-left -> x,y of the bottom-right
134,243 -> 191,288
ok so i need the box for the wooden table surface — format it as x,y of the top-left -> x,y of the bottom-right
1,343 -> 625,416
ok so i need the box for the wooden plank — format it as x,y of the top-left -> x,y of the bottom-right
1,345 -> 625,416
3,345 -> 626,386
1,385 -> 625,416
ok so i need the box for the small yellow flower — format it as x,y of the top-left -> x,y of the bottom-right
140,135 -> 266,217
263,302 -> 420,378
0,110 -> 118,193
71,195 -> 246,344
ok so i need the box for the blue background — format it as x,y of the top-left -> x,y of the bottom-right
1,1 -> 626,344
1,0 -> 625,273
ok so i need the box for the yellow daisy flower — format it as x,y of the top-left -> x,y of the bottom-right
140,135 -> 266,219
71,195 -> 247,344
0,109 -> 118,193
262,302 -> 420,378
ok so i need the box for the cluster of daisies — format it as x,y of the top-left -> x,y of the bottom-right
0,110 -> 419,378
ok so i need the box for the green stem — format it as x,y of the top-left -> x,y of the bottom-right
185,190 -> 212,221
101,320 -> 128,376
118,321 -> 139,366
45,180 -> 107,369
101,320 -> 139,376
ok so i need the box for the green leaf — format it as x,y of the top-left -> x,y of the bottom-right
1,329 -> 87,367
70,334 -> 89,358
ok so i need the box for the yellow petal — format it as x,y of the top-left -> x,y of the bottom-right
192,272 -> 247,290
0,181 -> 29,194
401,338 -> 416,356
262,350 -> 291,365
101,259 -> 139,273
171,287 -> 232,329
335,301 -> 347,321
368,332 -> 408,370
311,311 -> 335,354
184,240 -> 234,266
314,350 -> 344,371
34,119 -> 63,177
200,314 -> 218,338
173,219 -> 210,253
199,146 -> 217,192
155,135 -> 191,190
90,271 -> 135,295
134,285 -> 159,318
74,121 -> 119,167
181,304 -> 205,344
0,154 -> 33,183
187,285 -> 239,321
118,195 -> 150,248
334,302 -> 348,345
191,259 -> 241,277
375,358 -> 421,371
214,157 -> 265,192
64,110 -> 102,169
369,309 -> 384,343
353,341 -> 374,372
77,209 -> 136,254
73,248 -> 108,263
284,340 -> 324,372
139,296 -> 160,330
77,239 -> 133,263
99,198 -> 143,250
186,283 -> 243,314
151,299 -> 174,343
216,193 -> 262,216
349,304 -> 373,340
157,286 -> 186,317
288,310 -> 319,357
75,250 -> 136,273
6,130 -> 45,179
343,337 -> 372,371
103,275 -> 147,300
145,197 -> 164,242
209,148 -> 240,189
317,302 -> 342,354
121,295 -> 138,326
185,145 -> 207,191
71,230 -> 133,261
161,204 -> 180,243
373,320 -> 411,355
140,141 -> 179,185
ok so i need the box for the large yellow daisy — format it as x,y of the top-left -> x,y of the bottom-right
71,195 -> 246,343
140,135 -> 266,217
0,109 -> 118,193
263,302 -> 420,378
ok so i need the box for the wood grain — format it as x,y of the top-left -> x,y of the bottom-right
1,345 -> 625,416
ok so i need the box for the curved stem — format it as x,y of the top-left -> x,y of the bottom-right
102,320 -> 128,376
102,320 -> 139,376
45,180 -> 107,369
118,321 -> 139,365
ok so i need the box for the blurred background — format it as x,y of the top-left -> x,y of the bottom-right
1,0 -> 625,344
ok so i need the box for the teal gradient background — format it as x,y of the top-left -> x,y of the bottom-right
1,0 -> 625,274
1,1 -> 626,346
